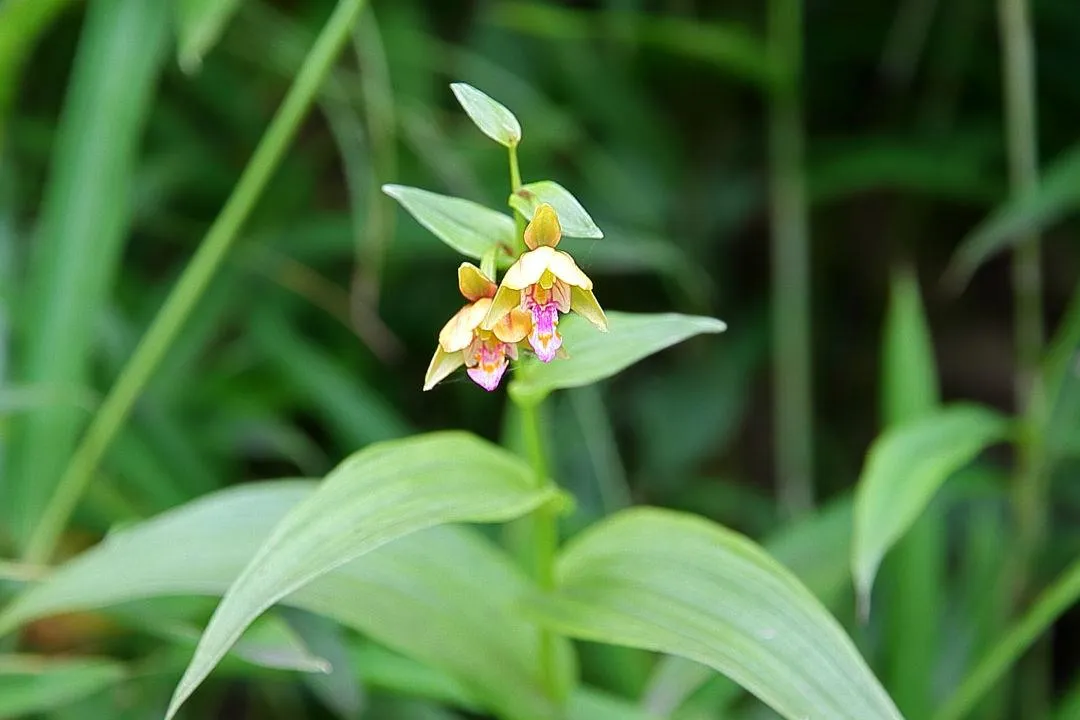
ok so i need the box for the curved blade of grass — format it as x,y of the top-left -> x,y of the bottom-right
0,469 -> 567,719
523,507 -> 903,720
382,184 -> 516,260
175,0 -> 243,73
852,404 -> 1010,614
5,0 -> 170,550
0,654 -> 126,718
509,181 -> 603,238
164,431 -> 558,718
21,0 -> 372,563
509,312 -> 726,404
945,142 -> 1080,289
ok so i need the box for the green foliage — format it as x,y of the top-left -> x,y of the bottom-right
450,82 -> 523,148
522,508 -> 903,720
0,655 -> 126,718
509,181 -> 604,238
174,0 -> 244,73
853,405 -> 1011,611
382,184 -> 515,261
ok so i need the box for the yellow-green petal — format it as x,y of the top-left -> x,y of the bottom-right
570,286 -> 608,331
482,284 -> 521,330
423,345 -> 465,391
458,262 -> 496,301
501,246 -> 554,290
523,203 -> 562,249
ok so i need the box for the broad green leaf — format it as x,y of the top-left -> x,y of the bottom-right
946,142 -> 1080,288
852,405 -> 1010,611
522,508 -> 903,720
509,181 -> 604,238
382,184 -> 515,261
450,82 -> 522,147
0,476 -> 566,720
175,0 -> 243,73
4,0 -> 169,548
164,431 -> 558,718
0,655 -> 125,717
510,312 -> 726,403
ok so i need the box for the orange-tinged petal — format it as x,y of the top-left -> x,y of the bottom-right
524,203 -> 562,249
547,249 -> 592,289
482,283 -> 523,330
438,298 -> 491,352
493,307 -> 531,343
570,286 -> 608,331
423,345 -> 465,391
458,262 -> 496,301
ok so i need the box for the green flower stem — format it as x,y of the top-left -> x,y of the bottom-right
768,0 -> 814,517
935,555 -> 1080,720
518,397 -> 561,700
23,0 -> 370,563
508,143 -> 526,252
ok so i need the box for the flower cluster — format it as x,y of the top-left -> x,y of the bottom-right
424,204 -> 607,391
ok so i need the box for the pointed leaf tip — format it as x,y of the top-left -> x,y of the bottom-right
450,82 -> 522,147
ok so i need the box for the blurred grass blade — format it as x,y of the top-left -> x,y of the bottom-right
523,508 -> 903,720
879,269 -> 942,719
509,181 -> 604,238
489,2 -> 772,89
0,654 -> 126,717
382,184 -> 516,261
0,478 -> 567,719
509,312 -> 726,403
936,555 -> 1080,720
21,0 -> 371,563
852,405 -> 1010,613
5,0 -> 170,549
1043,279 -> 1080,464
283,610 -> 366,719
945,142 -> 1080,289
450,82 -> 522,147
175,0 -> 243,73
164,432 -> 559,718
0,0 -> 77,145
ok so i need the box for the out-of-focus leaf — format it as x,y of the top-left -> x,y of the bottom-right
567,687 -> 659,720
0,479 -> 567,720
0,655 -> 125,717
489,2 -> 772,89
174,0 -> 243,73
522,508 -> 903,720
1045,280 -> 1080,464
946,142 -> 1080,288
283,609 -> 365,718
348,642 -> 480,711
382,184 -> 515,261
879,269 -> 943,719
852,405 -> 1010,612
4,0 -> 169,548
509,312 -> 726,403
162,432 -> 557,719
450,82 -> 522,147
509,181 -> 604,238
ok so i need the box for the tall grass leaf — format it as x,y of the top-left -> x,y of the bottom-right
946,142 -> 1080,288
4,0 -> 169,547
283,610 -> 366,719
852,405 -> 1010,613
175,0 -> 244,73
0,655 -> 126,717
522,508 -> 903,720
509,181 -> 604,238
0,476 -> 567,719
879,270 -> 943,719
449,82 -> 522,147
382,184 -> 515,261
509,312 -> 726,403
163,432 -> 558,718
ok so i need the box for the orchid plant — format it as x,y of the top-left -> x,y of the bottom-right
0,83 -> 908,720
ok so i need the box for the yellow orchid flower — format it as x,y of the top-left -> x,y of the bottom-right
483,203 -> 607,361
424,263 -> 531,392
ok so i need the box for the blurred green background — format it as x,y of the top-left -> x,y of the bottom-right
2,0 -> 1080,718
